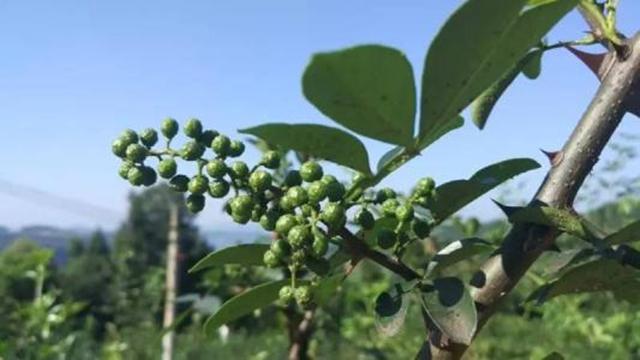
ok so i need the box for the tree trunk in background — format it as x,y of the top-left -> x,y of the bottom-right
287,307 -> 315,360
162,205 -> 179,360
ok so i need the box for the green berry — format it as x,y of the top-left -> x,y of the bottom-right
230,195 -> 253,217
287,225 -> 311,248
286,186 -> 308,207
321,203 -> 345,229
140,128 -> 158,147
251,204 -> 264,222
307,181 -> 328,204
208,180 -> 230,198
229,161 -> 249,179
395,204 -> 414,222
300,161 -> 323,182
312,231 -> 329,257
186,194 -> 205,213
169,175 -> 189,192
263,250 -> 279,268
275,214 -> 297,236
325,180 -> 345,202
355,208 -> 375,230
141,166 -> 157,186
232,212 -> 251,224
375,188 -> 397,203
382,199 -> 399,217
161,118 -> 179,139
181,141 -> 206,161
260,209 -> 280,231
295,286 -> 312,306
198,130 -> 219,146
127,166 -> 145,186
279,286 -> 294,303
188,175 -> 209,195
205,159 -> 226,178
412,219 -> 431,238
300,204 -> 318,217
118,162 -> 133,180
291,250 -> 306,267
270,239 -> 290,258
228,140 -> 245,157
120,129 -> 139,145
321,175 -> 337,185
211,135 -> 231,156
279,196 -> 295,212
125,144 -> 147,163
377,229 -> 396,249
112,138 -> 128,158
284,170 -> 302,187
184,118 -> 203,138
261,151 -> 280,169
415,177 -> 436,196
249,170 -> 272,193
158,158 -> 177,179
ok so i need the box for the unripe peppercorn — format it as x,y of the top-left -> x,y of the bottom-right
206,159 -> 227,178
211,135 -> 231,156
125,144 -> 147,163
295,286 -> 312,306
382,199 -> 400,217
275,214 -> 297,236
198,130 -> 219,146
355,208 -> 375,229
184,118 -> 203,138
270,239 -> 290,258
321,203 -> 345,229
249,170 -> 272,193
300,204 -> 318,217
161,118 -> 179,139
312,231 -> 329,257
377,229 -> 396,249
181,141 -> 205,161
286,186 -> 308,207
112,138 -> 128,158
259,210 -> 279,231
230,195 -> 253,217
291,250 -> 306,268
300,161 -> 323,182
395,204 -> 414,222
375,187 -> 397,203
228,140 -> 245,157
287,225 -> 311,248
188,175 -> 209,195
307,181 -> 328,204
279,286 -> 294,303
412,219 -> 431,238
261,151 -> 281,169
158,158 -> 177,179
279,196 -> 295,212
229,161 -> 249,179
169,174 -> 189,192
232,212 -> 251,225
118,162 -> 133,180
140,128 -> 158,147
326,181 -> 346,202
263,250 -> 279,268
127,166 -> 145,186
141,166 -> 157,186
284,170 -> 303,187
186,194 -> 205,213
120,129 -> 139,145
208,180 -> 230,198
415,177 -> 436,196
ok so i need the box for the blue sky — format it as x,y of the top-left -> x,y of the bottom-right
0,1 -> 639,232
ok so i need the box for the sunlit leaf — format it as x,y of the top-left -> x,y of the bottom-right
189,244 -> 270,273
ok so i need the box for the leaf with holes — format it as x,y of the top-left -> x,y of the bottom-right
189,244 -> 271,273
303,45 -> 416,146
240,123 -> 372,175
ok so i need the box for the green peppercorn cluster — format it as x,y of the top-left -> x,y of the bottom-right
112,118 -> 438,307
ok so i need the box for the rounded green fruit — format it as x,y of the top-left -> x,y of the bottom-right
230,194 -> 253,217
325,180 -> 345,202
198,129 -> 219,146
229,161 -> 249,179
140,128 -> 158,147
211,135 -> 231,156
141,166 -> 157,186
232,211 -> 251,224
259,209 -> 279,231
125,144 -> 148,163
208,180 -> 230,198
375,187 -> 397,204
412,219 -> 431,238
291,250 -> 306,268
186,194 -> 205,213
120,129 -> 139,145
286,186 -> 308,207
118,162 -> 133,180
312,231 -> 329,257
300,161 -> 323,182
228,140 -> 245,157
161,118 -> 179,139
321,203 -> 345,229
415,177 -> 436,196
112,138 -> 128,158
381,199 -> 399,217
279,286 -> 294,303
261,151 -> 280,169
395,204 -> 414,222
287,225 -> 311,248
249,170 -> 272,193
169,174 -> 190,192
284,170 -> 302,187
377,229 -> 396,249
184,118 -> 203,138
205,159 -> 226,178
127,166 -> 145,186
188,175 -> 209,195
295,286 -> 312,306
158,158 -> 177,179
181,141 -> 206,161
355,208 -> 375,230
270,239 -> 290,258
275,214 -> 297,236
307,181 -> 328,204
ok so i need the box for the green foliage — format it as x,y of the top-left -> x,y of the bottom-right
190,244 -> 271,272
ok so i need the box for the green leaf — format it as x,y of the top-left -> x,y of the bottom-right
303,45 -> 416,146
419,0 -> 576,139
189,244 -> 270,273
240,123 -> 372,175
430,158 -> 540,223
420,277 -> 477,345
605,219 -> 640,245
529,259 -> 640,303
510,206 -> 598,241
427,238 -> 494,276
204,279 -> 288,333
313,274 -> 344,305
542,352 -> 565,360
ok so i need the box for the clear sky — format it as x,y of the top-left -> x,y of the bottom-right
0,1 -> 639,232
